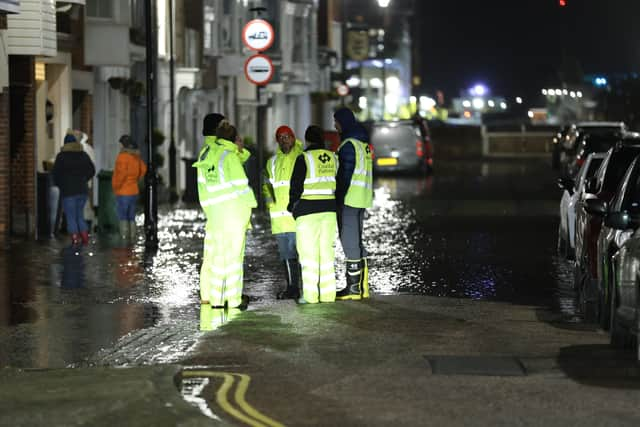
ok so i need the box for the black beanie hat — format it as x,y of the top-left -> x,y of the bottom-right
304,125 -> 324,146
202,113 -> 225,136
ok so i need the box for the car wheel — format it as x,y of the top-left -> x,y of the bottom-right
566,229 -> 575,261
599,269 -> 613,331
609,288 -> 630,349
597,293 -> 611,331
557,224 -> 567,256
576,266 -> 597,322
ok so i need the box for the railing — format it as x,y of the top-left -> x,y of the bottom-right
481,125 -> 554,157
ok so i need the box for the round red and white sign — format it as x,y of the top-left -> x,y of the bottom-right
244,54 -> 274,86
242,19 -> 275,52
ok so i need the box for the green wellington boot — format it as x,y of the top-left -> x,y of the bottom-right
119,221 -> 130,241
361,257 -> 370,299
336,259 -> 363,301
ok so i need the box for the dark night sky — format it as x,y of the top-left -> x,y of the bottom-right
413,0 -> 640,101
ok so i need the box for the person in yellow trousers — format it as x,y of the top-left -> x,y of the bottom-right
263,125 -> 304,299
287,125 -> 338,304
333,107 -> 373,300
193,120 -> 256,309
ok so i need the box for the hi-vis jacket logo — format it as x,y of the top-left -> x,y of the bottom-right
318,153 -> 331,164
365,145 -> 371,154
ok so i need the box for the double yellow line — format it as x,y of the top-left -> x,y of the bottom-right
182,370 -> 285,427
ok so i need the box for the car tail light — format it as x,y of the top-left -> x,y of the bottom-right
416,140 -> 424,157
576,157 -> 585,168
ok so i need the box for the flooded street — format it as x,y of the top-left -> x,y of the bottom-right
3,158 -> 640,427
0,158 -> 574,368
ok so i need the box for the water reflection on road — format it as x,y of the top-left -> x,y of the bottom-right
0,158 -> 575,368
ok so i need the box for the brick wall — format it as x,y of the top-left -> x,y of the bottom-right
0,90 -> 9,247
0,14 -> 9,246
9,56 -> 36,237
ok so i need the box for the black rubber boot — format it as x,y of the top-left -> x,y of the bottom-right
336,259 -> 362,300
277,259 -> 300,300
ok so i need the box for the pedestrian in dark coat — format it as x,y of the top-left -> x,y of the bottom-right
52,131 -> 95,246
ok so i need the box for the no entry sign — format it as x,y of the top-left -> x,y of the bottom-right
242,19 -> 275,52
244,54 -> 274,86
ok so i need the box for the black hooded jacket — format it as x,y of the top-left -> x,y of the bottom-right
52,142 -> 95,198
333,108 -> 369,208
287,142 -> 337,219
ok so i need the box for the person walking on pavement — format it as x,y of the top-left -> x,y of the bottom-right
193,120 -> 256,309
287,125 -> 338,304
263,126 -> 304,299
52,130 -> 96,246
112,135 -> 147,243
333,107 -> 373,300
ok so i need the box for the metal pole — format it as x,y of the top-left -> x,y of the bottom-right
257,87 -> 265,212
168,0 -> 177,202
144,0 -> 158,249
250,5 -> 267,212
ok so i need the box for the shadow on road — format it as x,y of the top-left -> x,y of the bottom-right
556,344 -> 640,388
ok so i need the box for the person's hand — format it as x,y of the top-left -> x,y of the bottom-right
235,135 -> 244,153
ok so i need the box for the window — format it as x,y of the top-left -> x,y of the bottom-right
131,0 -> 145,30
86,0 -> 113,19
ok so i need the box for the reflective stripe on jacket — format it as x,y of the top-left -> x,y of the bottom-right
193,137 -> 257,219
302,149 -> 337,201
337,138 -> 372,208
263,139 -> 303,234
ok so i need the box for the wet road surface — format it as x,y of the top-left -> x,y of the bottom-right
0,159 -> 576,368
4,158 -> 639,426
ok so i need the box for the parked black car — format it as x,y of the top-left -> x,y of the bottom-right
575,136 -> 640,324
588,156 -> 640,330
555,121 -> 626,176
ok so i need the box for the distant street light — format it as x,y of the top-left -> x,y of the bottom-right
377,0 -> 391,7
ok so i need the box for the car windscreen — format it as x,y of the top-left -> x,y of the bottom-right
625,167 -> 640,213
584,135 -> 619,152
602,146 -> 640,193
579,126 -> 623,137
371,126 -> 417,148
586,158 -> 603,178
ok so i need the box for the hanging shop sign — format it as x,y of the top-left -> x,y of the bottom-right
244,54 -> 274,86
242,19 -> 275,52
346,30 -> 369,61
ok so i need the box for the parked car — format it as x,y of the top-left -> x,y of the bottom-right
370,119 -> 434,175
575,137 -> 640,323
557,152 -> 606,259
587,156 -> 640,331
567,133 -> 623,177
556,122 -> 626,176
605,209 -> 640,356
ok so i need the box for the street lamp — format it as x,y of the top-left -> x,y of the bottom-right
377,0 -> 391,7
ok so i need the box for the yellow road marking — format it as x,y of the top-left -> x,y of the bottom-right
235,374 -> 285,427
183,370 -> 285,427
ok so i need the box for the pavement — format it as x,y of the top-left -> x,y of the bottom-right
2,295 -> 640,426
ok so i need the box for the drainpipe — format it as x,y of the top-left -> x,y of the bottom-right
168,0 -> 177,202
144,0 -> 158,250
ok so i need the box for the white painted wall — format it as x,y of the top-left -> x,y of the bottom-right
6,0 -> 56,57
